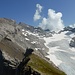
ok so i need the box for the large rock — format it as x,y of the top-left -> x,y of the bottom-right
0,48 -> 40,75
69,37 -> 75,47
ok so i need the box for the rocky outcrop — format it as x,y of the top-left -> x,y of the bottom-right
0,48 -> 41,75
0,50 -> 15,75
69,37 -> 75,47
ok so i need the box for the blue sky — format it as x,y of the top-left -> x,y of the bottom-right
0,0 -> 75,28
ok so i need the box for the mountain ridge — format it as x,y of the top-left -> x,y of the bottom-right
1,18 -> 75,75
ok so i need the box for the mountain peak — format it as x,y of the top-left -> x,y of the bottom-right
0,18 -> 16,24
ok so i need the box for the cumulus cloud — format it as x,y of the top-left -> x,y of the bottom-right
39,9 -> 64,31
33,4 -> 43,21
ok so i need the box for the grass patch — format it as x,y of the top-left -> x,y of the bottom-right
28,54 -> 66,75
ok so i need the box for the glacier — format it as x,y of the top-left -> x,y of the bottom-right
44,31 -> 75,75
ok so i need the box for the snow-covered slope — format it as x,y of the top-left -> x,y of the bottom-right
44,31 -> 75,75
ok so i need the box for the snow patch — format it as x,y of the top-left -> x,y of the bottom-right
69,47 -> 75,52
31,41 -> 38,44
26,31 -> 41,38
25,38 -> 29,41
26,31 -> 33,35
22,29 -> 25,32
35,48 -> 41,50
22,32 -> 27,36
70,57 -> 75,60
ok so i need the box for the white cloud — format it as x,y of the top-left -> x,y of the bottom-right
33,4 -> 43,21
69,24 -> 75,28
39,9 -> 64,31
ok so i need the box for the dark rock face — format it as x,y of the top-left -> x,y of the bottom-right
0,49 -> 41,75
59,26 -> 75,34
64,26 -> 75,33
71,28 -> 75,32
69,37 -> 75,47
64,26 -> 73,31
0,50 -> 15,75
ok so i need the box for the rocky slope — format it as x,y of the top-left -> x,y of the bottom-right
0,18 -> 51,58
0,38 -> 40,75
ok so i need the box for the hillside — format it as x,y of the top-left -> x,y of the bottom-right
28,54 -> 66,75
